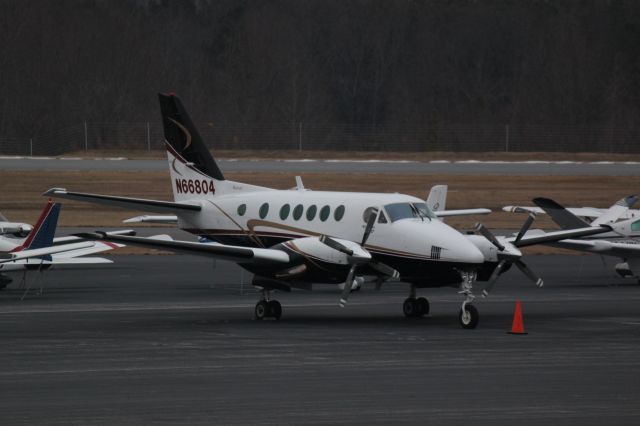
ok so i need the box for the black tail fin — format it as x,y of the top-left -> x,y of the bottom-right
158,93 -> 225,181
532,197 -> 591,230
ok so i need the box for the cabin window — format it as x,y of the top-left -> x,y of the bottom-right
306,205 -> 317,220
237,204 -> 247,216
319,205 -> 331,221
334,205 -> 346,221
280,204 -> 290,220
259,203 -> 269,219
362,207 -> 379,223
293,204 -> 304,220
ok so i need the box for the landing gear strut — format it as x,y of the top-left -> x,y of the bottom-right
254,289 -> 282,320
458,270 -> 479,329
403,285 -> 430,317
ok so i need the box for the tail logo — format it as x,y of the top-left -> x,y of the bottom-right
168,118 -> 192,151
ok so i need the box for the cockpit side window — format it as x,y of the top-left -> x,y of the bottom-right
362,207 -> 379,223
631,219 -> 640,232
378,211 -> 388,223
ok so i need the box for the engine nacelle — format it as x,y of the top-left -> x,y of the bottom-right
281,237 -> 370,266
0,223 -> 32,238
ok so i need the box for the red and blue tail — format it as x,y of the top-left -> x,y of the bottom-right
12,200 -> 61,254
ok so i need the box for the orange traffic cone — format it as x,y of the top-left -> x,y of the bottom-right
508,300 -> 528,335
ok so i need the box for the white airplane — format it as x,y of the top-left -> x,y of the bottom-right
503,195 -> 640,224
122,184 -> 492,225
43,93 -> 610,328
507,197 -> 640,282
0,200 -> 128,290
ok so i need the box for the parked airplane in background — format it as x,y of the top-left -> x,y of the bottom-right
44,93 -> 610,328
0,201 -> 128,290
503,195 -> 639,225
0,212 -> 32,237
507,197 -> 640,283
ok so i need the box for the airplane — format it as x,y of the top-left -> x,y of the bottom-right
503,195 -> 640,224
506,197 -> 640,283
121,184 -> 492,225
0,200 -> 129,290
43,93 -> 611,328
0,212 -> 33,237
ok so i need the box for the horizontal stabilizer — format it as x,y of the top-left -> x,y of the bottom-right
44,188 -> 201,214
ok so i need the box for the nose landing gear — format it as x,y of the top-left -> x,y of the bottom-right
458,270 -> 479,329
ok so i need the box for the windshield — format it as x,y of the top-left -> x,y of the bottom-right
413,202 -> 437,219
384,202 -> 437,222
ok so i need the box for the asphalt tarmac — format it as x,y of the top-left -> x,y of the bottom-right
2,157 -> 639,175
1,254 -> 639,425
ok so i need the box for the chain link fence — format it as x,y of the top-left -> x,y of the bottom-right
1,122 -> 639,155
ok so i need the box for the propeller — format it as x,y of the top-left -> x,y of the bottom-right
476,215 -> 544,297
321,210 -> 398,307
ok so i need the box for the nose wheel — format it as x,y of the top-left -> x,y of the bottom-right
459,304 -> 479,329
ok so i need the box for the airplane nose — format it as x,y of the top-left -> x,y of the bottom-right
456,238 -> 485,264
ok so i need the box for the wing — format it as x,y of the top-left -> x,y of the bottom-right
75,232 -> 290,264
506,226 -> 612,248
0,241 -> 96,264
53,229 -> 136,244
547,239 -> 640,258
43,188 -> 201,214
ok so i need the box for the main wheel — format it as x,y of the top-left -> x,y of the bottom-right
268,300 -> 282,320
416,297 -> 430,316
255,300 -> 269,320
403,298 -> 418,317
459,304 -> 479,329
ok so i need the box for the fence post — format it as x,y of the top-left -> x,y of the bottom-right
84,121 -> 88,151
30,138 -> 33,157
505,124 -> 510,152
298,122 -> 302,151
146,122 -> 151,151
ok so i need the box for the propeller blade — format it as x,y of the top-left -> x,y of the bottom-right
514,259 -> 544,287
339,265 -> 358,307
514,213 -> 536,246
475,222 -> 505,251
361,211 -> 377,246
369,261 -> 400,279
482,260 -> 507,297
319,235 -> 354,256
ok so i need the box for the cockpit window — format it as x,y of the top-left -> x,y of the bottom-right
632,219 -> 640,232
384,202 -> 436,222
413,202 -> 437,219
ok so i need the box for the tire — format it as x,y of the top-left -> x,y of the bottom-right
403,298 -> 418,318
255,301 -> 269,320
416,297 -> 430,316
268,300 -> 282,320
459,304 -> 479,329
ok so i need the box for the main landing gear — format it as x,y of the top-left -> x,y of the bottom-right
458,270 -> 479,329
254,289 -> 282,320
403,285 -> 430,318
